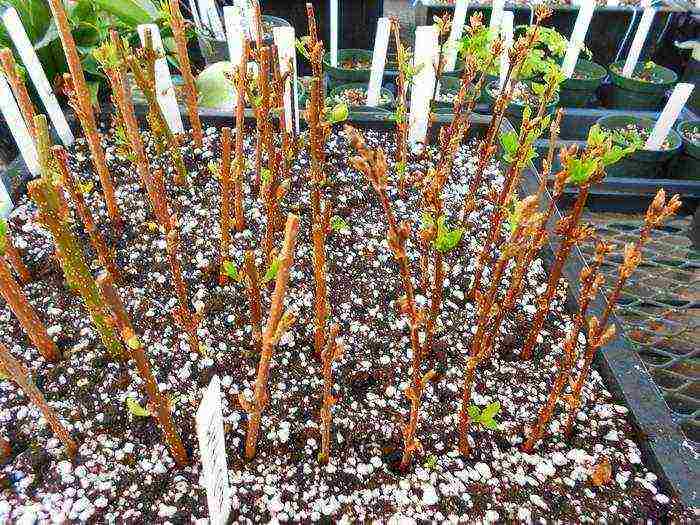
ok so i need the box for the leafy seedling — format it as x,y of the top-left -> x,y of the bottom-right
126,397 -> 150,417
262,258 -> 280,283
222,261 -> 240,281
433,216 -> 463,253
330,216 -> 348,232
467,401 -> 501,430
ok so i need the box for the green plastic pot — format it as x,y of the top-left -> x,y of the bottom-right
560,59 -> 606,108
329,83 -> 394,114
596,115 -> 682,179
607,60 -> 677,111
484,81 -> 559,133
384,59 -> 465,81
673,120 -> 700,181
198,15 -> 291,65
323,49 -> 373,83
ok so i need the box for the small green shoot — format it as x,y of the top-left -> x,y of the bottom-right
222,261 -> 239,280
433,216 -> 463,253
126,398 -> 150,417
467,401 -> 501,430
330,216 -> 348,232
327,102 -> 349,124
424,454 -> 438,470
262,258 -> 280,283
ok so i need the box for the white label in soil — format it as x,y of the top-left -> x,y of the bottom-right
330,0 -> 339,67
499,11 -> 514,91
489,0 -> 505,34
196,375 -> 231,525
2,7 -> 74,146
622,7 -> 656,78
199,0 -> 226,40
645,83 -> 695,151
234,0 -> 257,41
444,0 -> 470,72
561,0 -> 595,78
606,0 -> 620,6
224,6 -> 246,67
274,26 -> 300,133
367,17 -> 390,107
408,25 -> 438,147
137,24 -> 184,134
0,74 -> 39,177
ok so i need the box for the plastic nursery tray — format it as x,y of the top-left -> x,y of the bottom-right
414,1 -> 685,69
1,111 -> 697,506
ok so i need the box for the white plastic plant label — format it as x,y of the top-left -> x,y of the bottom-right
234,0 -> 257,41
499,11 -> 514,91
330,0 -> 339,67
137,24 -> 184,134
561,0 -> 595,78
223,6 -> 246,67
444,0 -> 470,72
196,375 -> 231,525
273,26 -> 300,133
408,25 -> 439,146
622,7 -> 657,78
0,180 -> 11,217
645,83 -> 695,151
606,0 -> 620,6
489,0 -> 505,34
366,17 -> 390,107
2,7 -> 74,146
199,0 -> 226,40
0,74 -> 39,177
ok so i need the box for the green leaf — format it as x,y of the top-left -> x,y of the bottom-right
262,258 -> 280,283
330,216 -> 348,231
395,160 -> 407,176
328,102 -> 349,124
196,61 -> 236,109
499,131 -> 518,159
433,216 -> 463,253
481,401 -> 501,421
261,168 -> 271,185
222,261 -> 238,280
424,454 -> 438,469
565,158 -> 598,186
467,405 -> 481,419
126,397 -> 150,417
92,0 -> 158,26
482,418 -> 499,430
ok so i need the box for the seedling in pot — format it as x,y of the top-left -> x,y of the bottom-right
564,190 -> 682,437
97,272 -> 189,467
346,126 -> 435,472
239,214 -> 300,460
468,401 -> 501,430
29,116 -> 125,361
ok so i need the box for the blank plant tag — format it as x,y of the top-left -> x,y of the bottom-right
622,7 -> 656,78
561,0 -> 595,78
366,17 -> 390,107
0,74 -> 39,177
234,0 -> 257,41
489,0 -> 505,34
137,24 -> 184,134
199,0 -> 226,39
499,12 -> 514,90
606,0 -> 620,6
2,7 -> 74,146
645,83 -> 695,150
196,376 -> 231,525
330,0 -> 339,67
224,6 -> 245,67
444,0 -> 470,72
408,25 -> 439,147
274,26 -> 300,133
0,178 -> 11,216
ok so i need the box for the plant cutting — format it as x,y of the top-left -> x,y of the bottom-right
329,83 -> 394,112
597,114 -> 683,179
0,6 -> 695,522
608,60 -> 678,111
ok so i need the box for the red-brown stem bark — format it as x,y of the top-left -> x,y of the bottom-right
219,127 -> 233,285
240,214 -> 300,460
0,49 -> 36,138
233,42 -> 249,232
319,324 -> 341,464
97,272 -> 189,466
166,217 -> 199,353
0,256 -> 59,361
243,250 -> 262,354
0,343 -> 76,456
53,146 -> 120,283
2,233 -> 31,284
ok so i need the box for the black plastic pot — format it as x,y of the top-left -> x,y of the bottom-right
674,120 -> 700,181
607,60 -> 678,111
484,80 -> 559,132
323,49 -> 373,85
597,114 -> 682,179
328,83 -> 394,114
560,59 -> 606,108
197,15 -> 291,65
